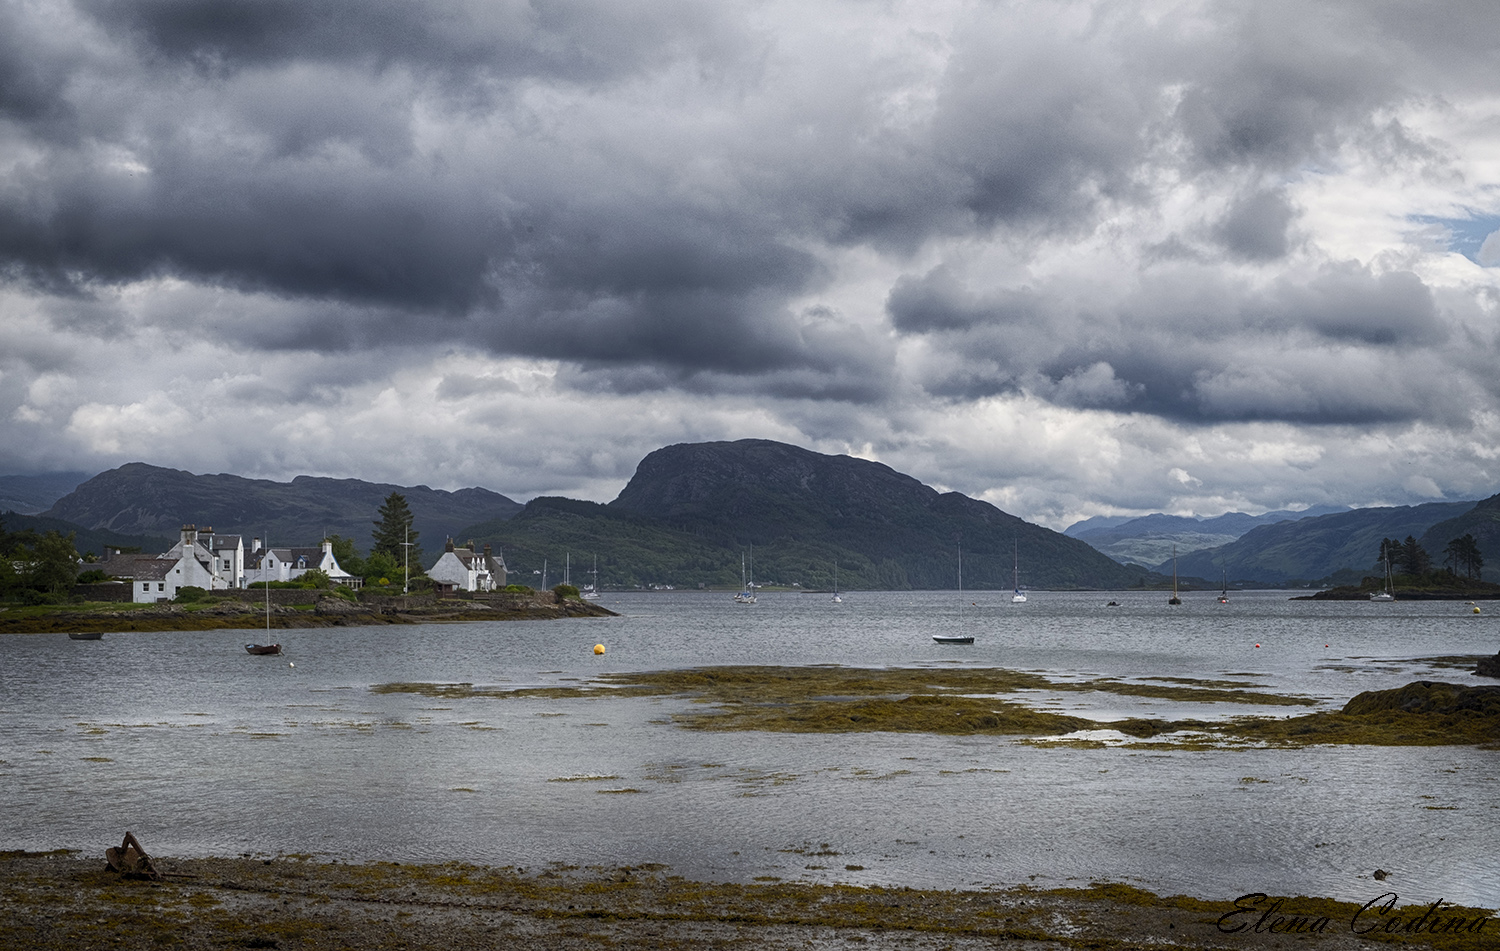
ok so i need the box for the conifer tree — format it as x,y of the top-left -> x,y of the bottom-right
371,493 -> 422,569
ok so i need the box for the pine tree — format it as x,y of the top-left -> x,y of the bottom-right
1398,535 -> 1429,577
371,493 -> 422,569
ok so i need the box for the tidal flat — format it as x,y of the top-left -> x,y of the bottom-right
373,665 -> 1500,748
2,852 -> 1495,951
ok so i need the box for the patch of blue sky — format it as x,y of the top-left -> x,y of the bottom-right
1409,213 -> 1500,264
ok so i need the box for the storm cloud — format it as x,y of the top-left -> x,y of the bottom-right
2,0 -> 1499,525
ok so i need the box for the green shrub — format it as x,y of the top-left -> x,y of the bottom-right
503,584 -> 534,594
15,589 -> 65,605
174,586 -> 210,603
553,583 -> 580,601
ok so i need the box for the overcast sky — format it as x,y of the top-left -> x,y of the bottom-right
3,0 -> 1499,528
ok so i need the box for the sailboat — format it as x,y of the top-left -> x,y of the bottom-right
1168,545 -> 1182,605
1217,570 -> 1229,604
1011,539 -> 1027,603
934,544 -> 974,643
734,549 -> 757,604
1370,555 -> 1395,601
246,547 -> 281,655
582,554 -> 601,600
830,561 -> 842,603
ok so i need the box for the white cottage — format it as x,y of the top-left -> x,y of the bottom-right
243,538 -> 360,589
105,524 -> 243,602
429,538 -> 507,592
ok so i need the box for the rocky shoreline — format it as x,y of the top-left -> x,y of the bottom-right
0,592 -> 616,635
1296,586 -> 1500,601
3,851 -> 1493,951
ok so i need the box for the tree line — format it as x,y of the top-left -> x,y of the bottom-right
0,518 -> 87,603
1376,534 -> 1484,583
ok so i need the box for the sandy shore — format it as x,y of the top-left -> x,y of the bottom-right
2,851 -> 1493,950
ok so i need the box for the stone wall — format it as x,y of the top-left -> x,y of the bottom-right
71,582 -> 136,603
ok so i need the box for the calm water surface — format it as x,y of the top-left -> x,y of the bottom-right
2,589 -> 1496,906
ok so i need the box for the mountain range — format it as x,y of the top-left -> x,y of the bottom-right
1063,507 -> 1346,566
0,472 -> 91,515
39,463 -> 522,555
1167,500 -> 1484,585
10,440 -> 1497,589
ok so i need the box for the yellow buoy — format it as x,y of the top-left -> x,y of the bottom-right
1473,607 -> 1482,615
594,644 -> 606,654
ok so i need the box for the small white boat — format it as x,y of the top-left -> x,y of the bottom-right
831,561 -> 842,603
1370,555 -> 1395,601
733,549 -> 757,604
582,554 -> 601,600
1011,539 -> 1027,602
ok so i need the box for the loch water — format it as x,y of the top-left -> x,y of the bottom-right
2,589 -> 1496,907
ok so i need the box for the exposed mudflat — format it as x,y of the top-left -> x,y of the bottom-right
2,852 -> 1494,951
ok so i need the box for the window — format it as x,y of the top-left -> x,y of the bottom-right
158,583 -> 165,591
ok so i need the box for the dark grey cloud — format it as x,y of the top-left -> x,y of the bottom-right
1171,3 -> 1396,170
1213,188 -> 1295,261
887,267 -> 1040,334
891,260 -> 1457,425
80,0 -> 737,86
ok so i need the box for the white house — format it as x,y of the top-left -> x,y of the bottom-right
429,538 -> 507,592
102,525 -> 357,601
243,538 -> 361,589
104,524 -> 243,602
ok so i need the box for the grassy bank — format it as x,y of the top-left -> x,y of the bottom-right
0,594 -> 616,634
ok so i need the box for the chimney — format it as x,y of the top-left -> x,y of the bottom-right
252,537 -> 261,552
468,539 -> 475,552
445,537 -> 455,553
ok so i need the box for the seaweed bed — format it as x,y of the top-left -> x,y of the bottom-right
373,666 -> 1500,748
2,852 -> 1493,951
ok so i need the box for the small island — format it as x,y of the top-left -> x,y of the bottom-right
1299,534 -> 1497,600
